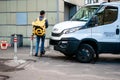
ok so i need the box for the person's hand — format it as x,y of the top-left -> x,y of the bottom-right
31,34 -> 34,37
31,35 -> 34,40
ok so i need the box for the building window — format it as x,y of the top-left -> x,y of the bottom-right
16,13 -> 27,25
94,0 -> 98,3
85,0 -> 99,4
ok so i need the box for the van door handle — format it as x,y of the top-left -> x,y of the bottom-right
116,28 -> 119,35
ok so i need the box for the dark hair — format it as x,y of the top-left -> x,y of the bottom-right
40,10 -> 45,15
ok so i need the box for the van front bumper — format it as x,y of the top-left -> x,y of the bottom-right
50,38 -> 80,55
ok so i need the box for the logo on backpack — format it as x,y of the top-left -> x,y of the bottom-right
32,18 -> 46,36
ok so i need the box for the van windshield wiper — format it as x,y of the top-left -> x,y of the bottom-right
71,19 -> 87,22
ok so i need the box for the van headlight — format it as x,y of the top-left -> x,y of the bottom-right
63,26 -> 81,34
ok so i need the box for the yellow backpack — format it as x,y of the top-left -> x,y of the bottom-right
32,18 -> 46,36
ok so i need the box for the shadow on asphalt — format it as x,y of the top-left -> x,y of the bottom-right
46,55 -> 77,62
41,54 -> 120,64
0,59 -> 24,72
0,58 -> 36,80
97,57 -> 120,64
0,59 -> 24,80
0,75 -> 9,80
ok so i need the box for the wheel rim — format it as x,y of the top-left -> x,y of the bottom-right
78,48 -> 91,62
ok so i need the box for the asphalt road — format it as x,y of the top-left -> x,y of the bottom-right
0,47 -> 120,80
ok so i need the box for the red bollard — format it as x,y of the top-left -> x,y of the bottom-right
0,40 -> 11,50
0,40 -> 7,50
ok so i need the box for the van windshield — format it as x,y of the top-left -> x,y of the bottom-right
71,5 -> 100,22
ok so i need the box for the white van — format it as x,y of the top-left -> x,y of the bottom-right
50,2 -> 120,63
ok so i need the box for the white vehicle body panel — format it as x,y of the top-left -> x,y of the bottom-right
50,2 -> 120,58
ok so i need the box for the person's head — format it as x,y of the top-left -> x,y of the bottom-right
40,10 -> 45,17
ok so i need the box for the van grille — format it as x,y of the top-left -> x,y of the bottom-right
52,32 -> 62,37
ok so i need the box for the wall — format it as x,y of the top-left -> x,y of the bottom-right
64,0 -> 84,6
0,0 -> 84,46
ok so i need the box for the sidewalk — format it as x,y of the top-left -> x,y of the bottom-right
0,47 -> 65,80
1,47 -> 120,80
0,47 -> 71,80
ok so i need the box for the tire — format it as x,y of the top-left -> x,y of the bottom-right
76,44 -> 95,63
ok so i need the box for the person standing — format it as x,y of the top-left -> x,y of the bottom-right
32,10 -> 48,57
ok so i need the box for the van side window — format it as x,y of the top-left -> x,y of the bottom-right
96,6 -> 118,26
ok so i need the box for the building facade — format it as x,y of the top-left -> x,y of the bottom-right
85,0 -> 120,4
0,0 -> 119,46
0,0 -> 84,46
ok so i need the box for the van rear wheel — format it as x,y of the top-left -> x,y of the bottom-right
76,44 -> 95,63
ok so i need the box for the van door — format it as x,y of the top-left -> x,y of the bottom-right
89,5 -> 120,53
117,6 -> 120,52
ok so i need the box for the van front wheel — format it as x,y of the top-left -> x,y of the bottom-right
76,44 -> 95,63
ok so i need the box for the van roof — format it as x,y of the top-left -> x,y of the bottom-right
102,1 -> 120,6
85,3 -> 101,6
85,1 -> 120,7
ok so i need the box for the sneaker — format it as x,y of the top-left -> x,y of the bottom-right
41,50 -> 45,55
40,51 -> 45,57
34,53 -> 38,57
